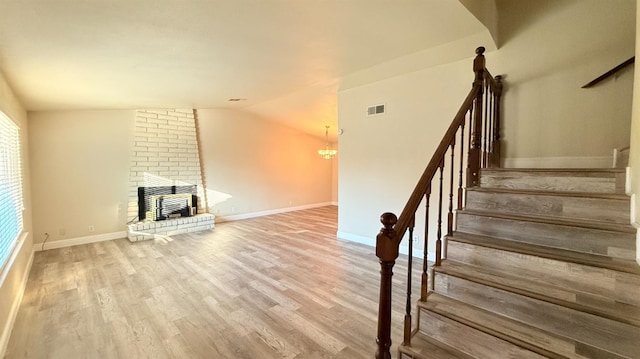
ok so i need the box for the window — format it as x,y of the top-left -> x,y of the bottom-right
0,111 -> 23,269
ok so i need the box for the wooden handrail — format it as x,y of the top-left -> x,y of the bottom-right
582,57 -> 634,88
391,86 -> 480,244
374,46 -> 503,358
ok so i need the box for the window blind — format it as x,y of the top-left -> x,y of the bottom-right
0,112 -> 23,269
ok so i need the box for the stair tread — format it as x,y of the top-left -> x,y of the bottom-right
415,307 -> 547,358
420,293 -> 582,359
465,188 -> 630,225
432,269 -> 640,358
398,332 -> 464,359
448,232 -> 640,274
459,208 -> 636,234
481,168 -> 625,173
434,258 -> 640,326
467,186 -> 629,200
456,211 -> 636,260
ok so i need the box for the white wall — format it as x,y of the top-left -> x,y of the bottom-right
337,0 -> 635,254
0,71 -> 33,356
197,109 -> 333,218
28,110 -> 134,245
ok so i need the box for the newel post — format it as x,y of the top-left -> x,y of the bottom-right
467,46 -> 485,187
375,212 -> 399,359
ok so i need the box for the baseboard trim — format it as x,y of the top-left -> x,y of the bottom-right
35,231 -> 128,252
0,241 -> 34,358
216,202 -> 334,223
503,156 -> 612,169
336,230 -> 435,262
331,201 -> 338,206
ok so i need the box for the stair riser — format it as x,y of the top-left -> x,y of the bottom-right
465,191 -> 630,224
456,212 -> 636,260
417,309 -> 546,358
432,273 -> 640,359
479,171 -> 625,194
421,294 -> 586,359
446,241 -> 640,307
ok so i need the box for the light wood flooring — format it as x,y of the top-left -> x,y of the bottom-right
5,206 -> 421,358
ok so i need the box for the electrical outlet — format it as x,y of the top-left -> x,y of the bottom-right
413,234 -> 420,245
88,225 -> 95,233
59,228 -> 66,236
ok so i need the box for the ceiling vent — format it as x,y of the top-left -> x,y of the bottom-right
367,104 -> 385,116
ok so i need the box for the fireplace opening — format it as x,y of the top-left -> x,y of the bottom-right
138,185 -> 198,221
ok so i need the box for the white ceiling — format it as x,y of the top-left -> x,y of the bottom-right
0,0 -> 487,139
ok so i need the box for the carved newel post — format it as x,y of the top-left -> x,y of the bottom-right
375,212 -> 399,359
467,46 -> 486,187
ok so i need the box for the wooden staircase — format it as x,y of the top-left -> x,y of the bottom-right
372,48 -> 639,359
399,168 -> 640,359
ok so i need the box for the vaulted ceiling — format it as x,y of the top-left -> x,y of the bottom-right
0,0 -> 491,139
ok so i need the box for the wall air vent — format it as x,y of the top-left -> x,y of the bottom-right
367,104 -> 385,116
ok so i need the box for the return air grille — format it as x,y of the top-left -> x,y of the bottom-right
367,104 -> 385,116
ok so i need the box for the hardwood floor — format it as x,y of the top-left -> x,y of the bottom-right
5,206 -> 421,358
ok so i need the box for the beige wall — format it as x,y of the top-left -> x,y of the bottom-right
337,0 -> 635,253
331,143 -> 338,204
493,0 -> 634,165
0,71 -> 33,355
28,110 -> 134,244
196,109 -> 333,218
338,58 -> 471,254
630,0 -> 640,263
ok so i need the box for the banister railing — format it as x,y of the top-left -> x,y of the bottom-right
374,47 -> 502,359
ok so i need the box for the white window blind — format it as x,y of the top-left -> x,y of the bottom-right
0,112 -> 23,269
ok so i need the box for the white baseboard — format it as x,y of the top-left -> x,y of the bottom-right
35,231 -> 127,252
336,230 -> 435,262
0,238 -> 34,358
216,202 -> 334,223
503,156 -> 612,169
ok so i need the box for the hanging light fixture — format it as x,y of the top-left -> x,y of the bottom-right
318,125 -> 337,159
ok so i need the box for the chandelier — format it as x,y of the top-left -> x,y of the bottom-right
318,125 -> 337,159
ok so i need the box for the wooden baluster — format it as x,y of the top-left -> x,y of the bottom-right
458,122 -> 465,210
487,85 -> 494,166
482,78 -> 489,168
404,216 -> 415,345
375,212 -> 398,359
420,188 -> 431,302
492,75 -> 503,168
436,160 -> 444,266
467,47 -> 485,187
447,142 -> 455,237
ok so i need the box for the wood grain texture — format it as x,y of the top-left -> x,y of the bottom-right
455,211 -> 636,260
403,168 -> 639,359
465,189 -> 630,225
479,169 -> 625,194
433,272 -> 640,359
5,206 -> 422,359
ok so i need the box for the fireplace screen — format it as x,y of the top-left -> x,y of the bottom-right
138,185 -> 198,221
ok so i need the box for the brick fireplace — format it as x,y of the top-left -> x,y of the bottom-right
126,109 -> 214,241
